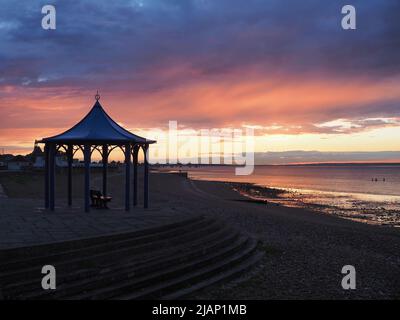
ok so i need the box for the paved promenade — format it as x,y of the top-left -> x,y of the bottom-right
0,197 -> 192,249
0,172 -> 203,249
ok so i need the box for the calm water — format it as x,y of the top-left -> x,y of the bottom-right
184,165 -> 400,226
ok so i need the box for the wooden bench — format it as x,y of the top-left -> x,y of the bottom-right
90,190 -> 112,209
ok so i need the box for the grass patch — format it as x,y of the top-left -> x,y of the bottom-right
0,172 -> 43,198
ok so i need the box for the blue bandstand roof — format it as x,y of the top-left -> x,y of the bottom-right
40,100 -> 156,145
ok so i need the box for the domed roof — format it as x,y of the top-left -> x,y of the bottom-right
40,98 -> 155,144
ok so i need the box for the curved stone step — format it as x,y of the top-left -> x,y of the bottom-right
1,217 -> 263,300
0,216 -> 206,274
0,216 -> 204,262
115,238 -> 260,300
161,251 -> 264,300
1,218 -> 223,291
15,225 -> 238,299
71,236 -> 252,300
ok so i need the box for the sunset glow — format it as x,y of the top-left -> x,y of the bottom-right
1,0 -> 399,163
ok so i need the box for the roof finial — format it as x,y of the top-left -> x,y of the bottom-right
95,90 -> 100,101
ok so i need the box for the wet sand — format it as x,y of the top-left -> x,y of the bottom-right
225,181 -> 400,227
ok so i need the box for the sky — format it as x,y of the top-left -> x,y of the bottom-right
0,0 -> 400,163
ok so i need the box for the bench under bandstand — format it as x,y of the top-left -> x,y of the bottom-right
38,92 -> 156,212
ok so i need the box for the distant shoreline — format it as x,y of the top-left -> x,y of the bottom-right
155,162 -> 400,167
273,162 -> 400,167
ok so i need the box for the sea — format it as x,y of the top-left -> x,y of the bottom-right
183,165 -> 400,227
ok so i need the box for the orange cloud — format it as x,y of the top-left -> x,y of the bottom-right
1,70 -> 400,155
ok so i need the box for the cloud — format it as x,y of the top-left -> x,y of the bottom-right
1,0 -> 400,89
1,0 -> 400,147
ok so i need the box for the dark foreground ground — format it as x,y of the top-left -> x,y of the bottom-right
0,170 -> 399,299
